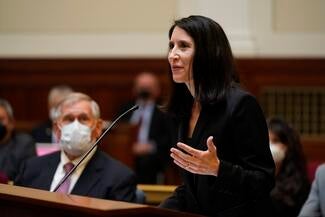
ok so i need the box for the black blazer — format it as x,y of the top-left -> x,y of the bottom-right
15,149 -> 137,203
160,87 -> 275,217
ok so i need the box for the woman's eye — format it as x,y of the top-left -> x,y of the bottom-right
168,42 -> 174,50
180,42 -> 189,48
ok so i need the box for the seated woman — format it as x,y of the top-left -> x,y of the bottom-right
268,117 -> 310,217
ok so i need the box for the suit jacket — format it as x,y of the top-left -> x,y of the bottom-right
160,87 -> 275,217
15,149 -> 137,202
298,163 -> 325,217
0,132 -> 36,181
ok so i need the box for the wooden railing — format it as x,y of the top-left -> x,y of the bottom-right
0,183 -> 202,217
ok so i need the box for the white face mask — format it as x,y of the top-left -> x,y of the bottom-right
269,143 -> 286,163
59,120 -> 93,156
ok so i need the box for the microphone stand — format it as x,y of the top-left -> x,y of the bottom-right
52,104 -> 139,192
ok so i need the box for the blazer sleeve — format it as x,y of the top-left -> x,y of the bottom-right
159,184 -> 185,210
212,94 -> 275,199
159,184 -> 199,212
298,164 -> 325,217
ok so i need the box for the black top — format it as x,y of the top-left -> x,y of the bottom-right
271,172 -> 310,217
160,87 -> 275,217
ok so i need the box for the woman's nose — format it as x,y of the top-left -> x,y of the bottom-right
168,48 -> 179,61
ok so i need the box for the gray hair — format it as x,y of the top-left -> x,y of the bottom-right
0,98 -> 14,120
54,92 -> 100,120
48,85 -> 74,107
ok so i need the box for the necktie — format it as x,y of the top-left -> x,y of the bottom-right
56,162 -> 74,193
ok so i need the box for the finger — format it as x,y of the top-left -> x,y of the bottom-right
171,147 -> 193,162
177,142 -> 201,158
173,157 -> 193,171
173,159 -> 188,170
173,159 -> 199,173
174,159 -> 208,175
171,148 -> 202,167
206,136 -> 216,153
170,150 -> 190,167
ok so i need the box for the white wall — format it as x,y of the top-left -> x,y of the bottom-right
250,0 -> 325,57
0,0 -> 324,58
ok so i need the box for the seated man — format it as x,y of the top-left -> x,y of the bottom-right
15,92 -> 137,202
31,85 -> 73,143
119,72 -> 173,184
0,98 -> 36,182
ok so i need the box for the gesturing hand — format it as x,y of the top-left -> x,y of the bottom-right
170,136 -> 220,176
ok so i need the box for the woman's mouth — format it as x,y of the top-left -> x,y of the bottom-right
171,66 -> 183,72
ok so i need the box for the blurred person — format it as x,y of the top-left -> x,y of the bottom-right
0,122 -> 9,184
15,92 -> 137,202
268,117 -> 310,217
31,85 -> 73,143
119,72 -> 173,184
298,163 -> 325,217
0,98 -> 36,182
159,15 -> 275,216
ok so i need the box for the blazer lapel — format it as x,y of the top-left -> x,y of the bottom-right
37,153 -> 60,190
71,151 -> 103,195
190,107 -> 210,150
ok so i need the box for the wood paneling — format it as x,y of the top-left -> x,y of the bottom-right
236,58 -> 325,96
1,58 -> 325,175
0,58 -> 170,124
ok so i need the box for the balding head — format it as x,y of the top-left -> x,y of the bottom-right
55,92 -> 101,120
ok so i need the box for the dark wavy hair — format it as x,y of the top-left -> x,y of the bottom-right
267,117 -> 310,214
166,15 -> 238,118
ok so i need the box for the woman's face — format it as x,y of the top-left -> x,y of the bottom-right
168,26 -> 195,84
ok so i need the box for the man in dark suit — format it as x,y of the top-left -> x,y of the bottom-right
120,72 -> 173,184
0,98 -> 36,182
15,92 -> 137,203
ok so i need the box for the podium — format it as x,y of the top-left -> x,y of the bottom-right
0,184 -> 202,217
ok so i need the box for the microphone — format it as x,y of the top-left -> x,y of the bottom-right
52,104 -> 139,192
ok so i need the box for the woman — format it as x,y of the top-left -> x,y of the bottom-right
159,15 -> 275,217
268,117 -> 310,217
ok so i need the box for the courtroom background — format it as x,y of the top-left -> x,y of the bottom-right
1,0 -> 325,183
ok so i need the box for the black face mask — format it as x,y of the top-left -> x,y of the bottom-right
0,123 -> 7,141
137,89 -> 151,100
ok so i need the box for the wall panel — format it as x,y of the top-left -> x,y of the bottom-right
1,58 -> 324,165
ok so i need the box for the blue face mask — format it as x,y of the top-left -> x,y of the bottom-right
59,120 -> 93,156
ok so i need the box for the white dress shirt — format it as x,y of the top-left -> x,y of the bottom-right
50,147 -> 97,193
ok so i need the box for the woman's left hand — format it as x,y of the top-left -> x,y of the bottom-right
170,136 -> 220,176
